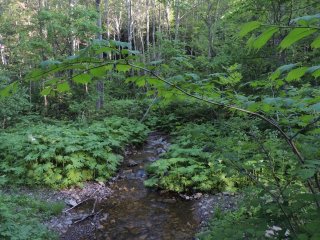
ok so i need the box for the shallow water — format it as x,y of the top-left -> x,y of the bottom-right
96,132 -> 199,240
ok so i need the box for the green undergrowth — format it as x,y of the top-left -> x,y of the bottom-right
145,117 -> 296,193
197,186 -> 320,240
145,119 -> 244,192
0,191 -> 64,240
0,116 -> 149,188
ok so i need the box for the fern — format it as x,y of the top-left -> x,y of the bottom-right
0,117 -> 149,188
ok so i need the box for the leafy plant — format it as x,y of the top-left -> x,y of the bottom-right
0,117 -> 148,188
0,192 -> 64,240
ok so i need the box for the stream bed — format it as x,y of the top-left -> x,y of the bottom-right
61,132 -> 199,240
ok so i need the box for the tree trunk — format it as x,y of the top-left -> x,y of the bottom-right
126,0 -> 133,49
96,0 -> 104,110
151,0 -> 156,59
146,0 -> 150,52
174,0 -> 180,41
104,0 -> 110,39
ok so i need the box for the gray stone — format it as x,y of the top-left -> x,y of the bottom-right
127,160 -> 138,167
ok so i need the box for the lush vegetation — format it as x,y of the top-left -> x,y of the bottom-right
0,117 -> 148,188
0,192 -> 64,240
0,0 -> 319,239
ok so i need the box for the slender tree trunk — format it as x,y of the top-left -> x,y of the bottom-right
174,0 -> 180,41
158,3 -> 162,58
146,0 -> 150,52
151,0 -> 156,59
0,44 -> 6,65
126,0 -> 133,49
104,0 -> 110,39
165,2 -> 171,39
96,0 -> 104,110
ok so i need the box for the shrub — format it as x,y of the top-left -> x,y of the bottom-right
0,192 -> 63,240
0,117 -> 149,188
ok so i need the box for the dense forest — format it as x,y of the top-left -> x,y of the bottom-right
0,0 -> 319,239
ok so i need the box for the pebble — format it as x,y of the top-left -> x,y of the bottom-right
127,160 -> 138,167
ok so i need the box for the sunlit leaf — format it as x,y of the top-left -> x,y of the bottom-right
116,64 -> 131,72
279,28 -> 317,49
41,87 -> 52,96
252,27 -> 279,49
312,69 -> 320,78
239,21 -> 261,37
73,74 -> 92,84
90,66 -> 107,77
57,82 -> 70,92
286,67 -> 308,81
311,36 -> 320,49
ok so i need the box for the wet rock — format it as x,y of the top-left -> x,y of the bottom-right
194,193 -> 203,199
100,213 -> 108,222
136,169 -> 146,178
156,148 -> 166,154
66,199 -> 77,207
96,224 -> 105,230
127,160 -> 138,167
162,198 -> 177,204
65,219 -> 73,225
138,234 -> 148,240
159,190 -> 169,195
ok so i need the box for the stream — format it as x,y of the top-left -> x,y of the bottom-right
62,132 -> 199,240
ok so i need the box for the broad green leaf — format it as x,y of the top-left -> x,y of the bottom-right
125,76 -> 146,86
125,76 -> 140,83
286,67 -> 308,81
291,14 -> 320,25
311,36 -> 320,49
121,49 -> 140,55
270,70 -> 281,80
41,87 -> 52,96
116,64 -> 131,72
45,78 -> 60,85
239,21 -> 261,37
57,82 -> 70,92
145,77 -> 164,87
280,28 -> 317,49
0,82 -> 18,97
95,46 -> 114,54
73,74 -> 92,84
307,65 -> 320,73
312,69 -> 320,78
90,66 -> 106,77
105,64 -> 114,71
26,68 -> 44,81
270,63 -> 298,80
299,168 -> 316,180
252,27 -> 279,49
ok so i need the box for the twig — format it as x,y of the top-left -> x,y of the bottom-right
64,189 -> 99,213
91,197 -> 98,214
140,96 -> 158,122
73,209 -> 103,224
290,116 -> 320,140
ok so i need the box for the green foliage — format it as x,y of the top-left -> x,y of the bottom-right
198,186 -> 320,240
0,117 -> 148,188
145,121 -> 248,192
0,192 -> 63,240
240,14 -> 320,50
0,74 -> 30,128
